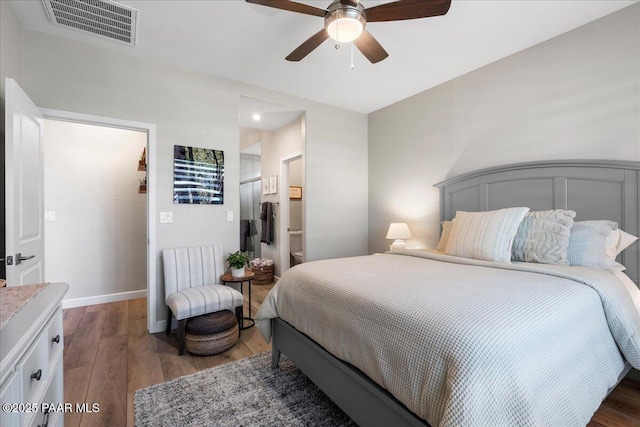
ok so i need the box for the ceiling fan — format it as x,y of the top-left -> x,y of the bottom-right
246,0 -> 452,64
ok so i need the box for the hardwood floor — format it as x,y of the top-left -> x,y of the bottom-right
63,282 -> 640,427
62,282 -> 273,427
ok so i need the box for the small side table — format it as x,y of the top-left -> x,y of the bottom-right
221,271 -> 255,330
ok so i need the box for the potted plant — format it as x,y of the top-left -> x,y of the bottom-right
227,251 -> 250,278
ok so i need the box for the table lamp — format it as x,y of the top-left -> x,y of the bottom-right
386,222 -> 412,250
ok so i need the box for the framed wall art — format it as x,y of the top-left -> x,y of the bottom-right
173,145 -> 224,204
289,186 -> 302,200
269,175 -> 278,194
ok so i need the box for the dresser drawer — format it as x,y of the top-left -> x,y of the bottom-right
29,360 -> 63,427
46,308 -> 64,369
18,331 -> 49,407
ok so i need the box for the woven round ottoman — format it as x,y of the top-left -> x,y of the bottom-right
185,310 -> 239,356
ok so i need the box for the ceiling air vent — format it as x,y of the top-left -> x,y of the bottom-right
42,0 -> 138,46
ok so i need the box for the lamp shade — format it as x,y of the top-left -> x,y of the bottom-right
386,223 -> 412,240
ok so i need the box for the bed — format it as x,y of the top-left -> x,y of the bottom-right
256,160 -> 640,427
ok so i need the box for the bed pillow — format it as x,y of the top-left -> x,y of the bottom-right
511,209 -> 576,265
445,207 -> 529,263
436,220 -> 453,252
567,220 -> 625,270
606,229 -> 639,260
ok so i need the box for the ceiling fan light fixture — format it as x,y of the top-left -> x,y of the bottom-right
325,6 -> 366,43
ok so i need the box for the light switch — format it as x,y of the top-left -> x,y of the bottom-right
44,211 -> 56,222
160,212 -> 173,224
226,211 -> 234,222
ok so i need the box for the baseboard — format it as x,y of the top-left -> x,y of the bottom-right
62,289 -> 147,309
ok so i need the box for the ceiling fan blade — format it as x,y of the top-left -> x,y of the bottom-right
353,30 -> 388,64
286,29 -> 330,61
365,0 -> 451,22
245,0 -> 327,17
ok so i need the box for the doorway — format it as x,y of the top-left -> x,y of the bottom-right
41,108 -> 158,332
279,152 -> 303,274
4,79 -> 159,332
238,96 -> 305,277
43,119 -> 148,307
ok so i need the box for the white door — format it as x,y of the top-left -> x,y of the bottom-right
4,78 -> 45,286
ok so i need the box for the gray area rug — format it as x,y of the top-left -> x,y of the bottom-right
134,352 -> 357,426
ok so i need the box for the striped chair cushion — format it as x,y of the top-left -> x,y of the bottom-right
446,207 -> 530,263
166,285 -> 243,321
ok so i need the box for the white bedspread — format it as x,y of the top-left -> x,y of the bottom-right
256,250 -> 640,426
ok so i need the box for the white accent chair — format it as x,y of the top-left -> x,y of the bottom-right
162,245 -> 244,355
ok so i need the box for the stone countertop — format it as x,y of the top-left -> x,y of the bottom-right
0,283 -> 48,329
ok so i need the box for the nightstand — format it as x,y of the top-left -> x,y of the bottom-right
220,271 -> 256,329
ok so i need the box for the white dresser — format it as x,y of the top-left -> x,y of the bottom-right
0,283 -> 68,427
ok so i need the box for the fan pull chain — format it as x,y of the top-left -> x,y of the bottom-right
350,42 -> 354,71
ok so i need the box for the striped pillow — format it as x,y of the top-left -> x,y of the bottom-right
446,207 -> 530,263
567,221 -> 625,270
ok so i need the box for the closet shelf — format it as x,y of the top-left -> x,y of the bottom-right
138,147 -> 147,171
137,147 -> 147,193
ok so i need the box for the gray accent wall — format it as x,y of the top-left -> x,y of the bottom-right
368,4 -> 640,253
14,28 -> 368,326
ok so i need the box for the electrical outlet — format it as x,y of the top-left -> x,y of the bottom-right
160,212 -> 173,224
226,211 -> 234,222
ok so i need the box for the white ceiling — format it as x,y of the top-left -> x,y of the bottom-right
9,0 -> 637,114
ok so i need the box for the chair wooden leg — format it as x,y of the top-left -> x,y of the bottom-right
165,306 -> 172,336
177,319 -> 187,355
236,306 -> 243,337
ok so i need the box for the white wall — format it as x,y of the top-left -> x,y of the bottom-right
44,120 -> 147,301
16,28 -> 368,328
368,4 -> 640,253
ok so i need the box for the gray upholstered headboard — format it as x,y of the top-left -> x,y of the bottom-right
434,160 -> 640,285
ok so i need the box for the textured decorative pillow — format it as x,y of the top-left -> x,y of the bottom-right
606,229 -> 639,260
511,210 -> 576,265
445,207 -> 529,263
436,220 -> 453,252
567,220 -> 625,270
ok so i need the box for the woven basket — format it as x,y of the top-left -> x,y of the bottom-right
252,265 -> 274,285
185,323 -> 239,356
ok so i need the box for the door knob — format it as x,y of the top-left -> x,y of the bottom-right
15,253 -> 35,265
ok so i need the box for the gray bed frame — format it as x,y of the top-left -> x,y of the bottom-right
271,160 -> 640,426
